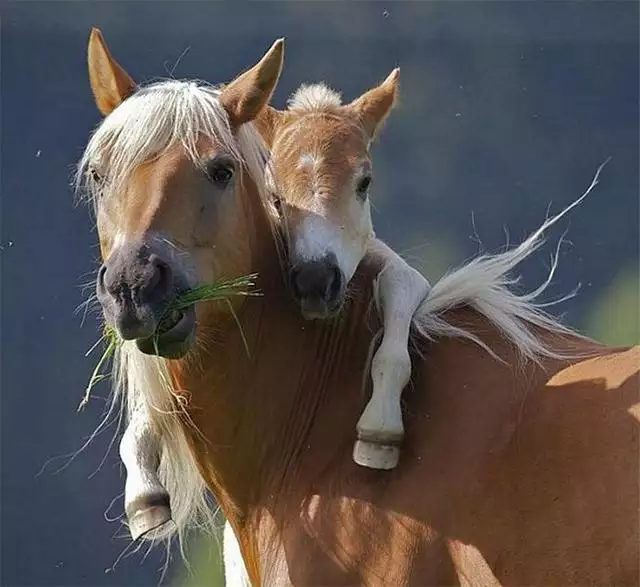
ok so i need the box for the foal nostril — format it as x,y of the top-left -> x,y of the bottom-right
291,264 -> 320,300
290,261 -> 344,303
325,266 -> 343,303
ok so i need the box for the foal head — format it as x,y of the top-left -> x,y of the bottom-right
80,29 -> 283,358
257,71 -> 399,319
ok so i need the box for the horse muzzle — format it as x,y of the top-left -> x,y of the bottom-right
96,238 -> 196,359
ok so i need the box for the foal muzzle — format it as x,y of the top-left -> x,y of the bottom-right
289,254 -> 346,320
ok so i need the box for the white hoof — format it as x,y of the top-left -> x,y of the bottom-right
126,493 -> 172,541
353,440 -> 400,470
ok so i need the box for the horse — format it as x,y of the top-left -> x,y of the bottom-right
79,29 -> 639,586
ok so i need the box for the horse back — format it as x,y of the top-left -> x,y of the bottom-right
274,315 -> 639,586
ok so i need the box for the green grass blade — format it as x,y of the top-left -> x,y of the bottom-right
78,335 -> 118,411
170,274 -> 261,312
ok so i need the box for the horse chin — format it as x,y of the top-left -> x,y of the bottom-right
299,297 -> 343,321
135,308 -> 197,359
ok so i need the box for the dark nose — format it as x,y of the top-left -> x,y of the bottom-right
98,253 -> 172,304
290,259 -> 344,305
97,244 -> 174,340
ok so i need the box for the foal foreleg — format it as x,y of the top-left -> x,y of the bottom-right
354,243 -> 430,470
119,399 -> 171,541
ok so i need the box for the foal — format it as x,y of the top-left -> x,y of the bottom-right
256,76 -> 431,470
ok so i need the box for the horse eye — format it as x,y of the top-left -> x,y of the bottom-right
89,168 -> 103,184
356,175 -> 372,199
206,161 -> 234,186
272,194 -> 283,214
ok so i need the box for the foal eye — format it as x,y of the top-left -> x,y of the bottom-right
205,161 -> 235,186
356,175 -> 372,199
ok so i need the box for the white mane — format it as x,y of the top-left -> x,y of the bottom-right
286,83 -> 343,112
77,76 -> 604,571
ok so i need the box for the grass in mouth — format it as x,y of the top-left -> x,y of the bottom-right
78,274 -> 260,411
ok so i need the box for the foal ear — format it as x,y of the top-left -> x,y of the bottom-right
87,28 -> 137,116
253,106 -> 285,147
220,39 -> 285,128
347,68 -> 400,141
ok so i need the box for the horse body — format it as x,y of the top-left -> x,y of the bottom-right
169,183 -> 638,584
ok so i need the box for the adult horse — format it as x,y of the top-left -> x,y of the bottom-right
80,30 -> 638,586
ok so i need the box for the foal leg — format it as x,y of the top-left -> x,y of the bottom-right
119,399 -> 172,541
354,241 -> 430,470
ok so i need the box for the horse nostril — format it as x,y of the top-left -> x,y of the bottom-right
140,255 -> 173,303
145,262 -> 162,293
97,264 -> 108,295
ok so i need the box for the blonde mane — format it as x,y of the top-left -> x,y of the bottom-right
77,77 -> 603,564
286,83 -> 343,112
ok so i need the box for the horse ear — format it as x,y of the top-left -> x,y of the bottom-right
253,106 -> 285,147
220,39 -> 284,128
87,28 -> 137,116
347,68 -> 400,141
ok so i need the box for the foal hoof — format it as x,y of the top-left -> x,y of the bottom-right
126,493 -> 172,541
353,440 -> 400,470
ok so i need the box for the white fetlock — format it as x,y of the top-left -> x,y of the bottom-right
120,402 -> 172,541
354,241 -> 429,471
356,395 -> 405,444
353,343 -> 408,470
354,393 -> 404,470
